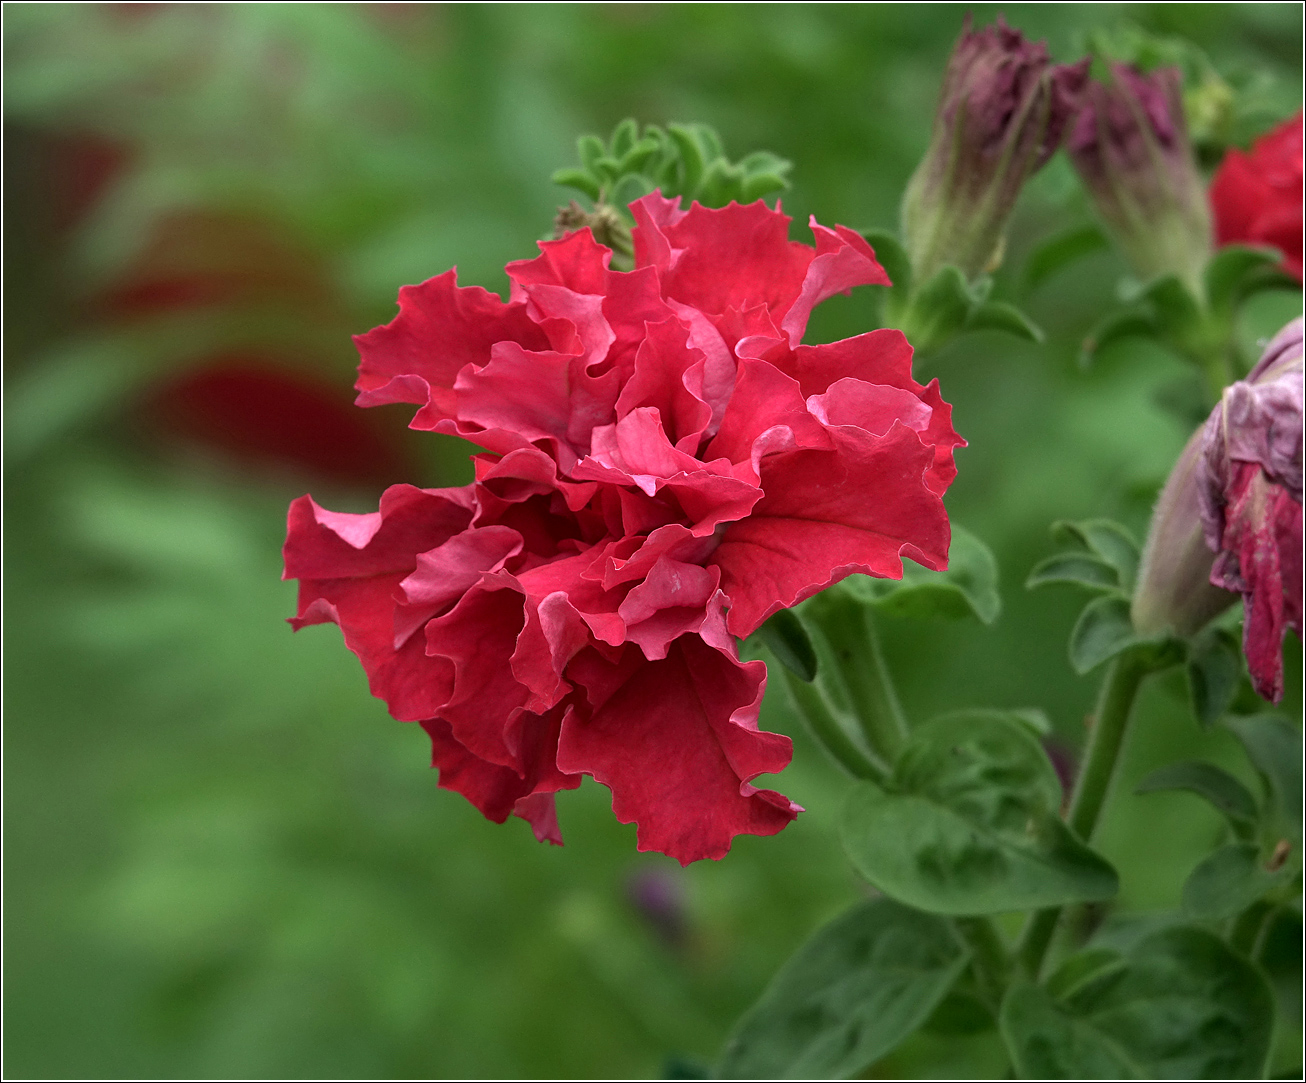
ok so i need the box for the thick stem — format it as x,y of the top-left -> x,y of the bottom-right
1017,651 -> 1152,978
778,667 -> 885,783
954,917 -> 1011,1008
807,592 -> 910,765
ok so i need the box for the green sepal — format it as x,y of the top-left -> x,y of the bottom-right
1050,518 -> 1139,589
576,133 -> 606,174
1222,713 -> 1303,845
1079,307 -> 1157,369
1026,553 -> 1121,592
1185,626 -> 1243,727
757,608 -> 818,682
1119,273 -> 1203,343
1022,223 -> 1109,293
1134,760 -> 1259,840
716,898 -> 970,1080
839,711 -> 1118,915
609,117 -> 638,158
666,124 -> 706,195
902,265 -> 974,348
840,524 -> 1000,625
966,300 -> 1045,343
999,926 -> 1275,1079
1181,841 -> 1297,921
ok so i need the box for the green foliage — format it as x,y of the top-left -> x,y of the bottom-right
840,712 -> 1118,915
1185,626 -> 1244,726
717,898 -> 969,1079
841,525 -> 1002,625
758,609 -> 819,683
1134,761 -> 1259,840
553,118 -> 792,212
1000,926 -> 1275,1079
1181,841 -> 1296,920
1222,714 -> 1303,845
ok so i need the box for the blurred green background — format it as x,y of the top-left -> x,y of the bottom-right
4,3 -> 1302,1079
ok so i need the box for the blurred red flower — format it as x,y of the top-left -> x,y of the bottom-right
1210,111 -> 1304,282
284,194 -> 962,863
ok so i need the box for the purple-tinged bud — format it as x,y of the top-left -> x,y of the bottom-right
1066,64 -> 1212,293
1132,422 -> 1240,639
1197,318 -> 1304,702
624,865 -> 688,948
901,16 -> 1089,282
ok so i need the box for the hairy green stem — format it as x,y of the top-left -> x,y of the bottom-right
778,667 -> 885,783
1017,651 -> 1152,978
954,917 -> 1011,1008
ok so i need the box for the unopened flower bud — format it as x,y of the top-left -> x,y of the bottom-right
1198,318 -> 1304,702
1132,423 -> 1239,639
1066,64 -> 1212,292
901,16 -> 1088,282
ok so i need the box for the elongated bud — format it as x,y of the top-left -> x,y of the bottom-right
901,16 -> 1088,283
1132,423 -> 1239,638
1198,318 -> 1304,701
1066,64 -> 1212,292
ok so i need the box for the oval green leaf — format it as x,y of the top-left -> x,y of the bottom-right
717,898 -> 970,1079
1000,926 -> 1274,1079
840,712 -> 1118,915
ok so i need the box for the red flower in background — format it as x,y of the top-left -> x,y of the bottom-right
284,193 -> 962,863
1210,111 -> 1304,282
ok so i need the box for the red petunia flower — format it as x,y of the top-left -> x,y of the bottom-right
283,194 -> 962,864
1210,111 -> 1304,283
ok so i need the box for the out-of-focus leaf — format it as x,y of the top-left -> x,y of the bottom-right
717,898 -> 969,1079
966,301 -> 1044,343
842,525 -> 1001,625
1026,553 -> 1120,592
1181,841 -> 1296,920
1079,307 -> 1156,369
1050,519 -> 1139,589
1067,594 -> 1141,675
861,228 -> 911,296
1223,714 -> 1303,843
1134,761 -> 1259,839
757,609 -> 818,683
1022,224 -> 1109,292
840,711 -> 1117,915
1186,627 -> 1243,727
1000,926 -> 1275,1079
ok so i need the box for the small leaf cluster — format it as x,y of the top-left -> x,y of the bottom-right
552,118 -> 792,213
1136,714 -> 1301,923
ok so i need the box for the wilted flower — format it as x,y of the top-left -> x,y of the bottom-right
901,16 -> 1087,282
1066,64 -> 1212,291
1210,111 -> 1304,283
1198,318 -> 1304,702
284,194 -> 962,864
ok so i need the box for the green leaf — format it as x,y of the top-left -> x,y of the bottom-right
666,124 -> 706,195
965,301 -> 1045,343
617,137 -> 660,175
1026,553 -> 1120,592
1222,714 -> 1303,843
1023,224 -> 1110,292
1043,948 -> 1124,999
1186,627 -> 1243,727
1182,841 -> 1295,920
1050,519 -> 1139,589
1000,926 -> 1275,1079
550,167 -> 601,201
840,711 -> 1117,915
717,898 -> 970,1079
609,117 -> 638,158
1125,274 -> 1203,339
1079,308 -> 1156,369
757,608 -> 818,682
1134,761 -> 1259,839
860,228 -> 911,296
1068,594 -> 1141,675
577,133 -> 606,174
1203,243 -> 1283,313
841,525 -> 1001,624
740,172 -> 789,203
610,173 -> 655,207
